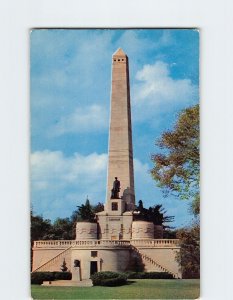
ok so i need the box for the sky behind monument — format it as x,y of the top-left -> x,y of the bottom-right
31,29 -> 199,228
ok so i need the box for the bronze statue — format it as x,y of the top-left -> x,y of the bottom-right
111,177 -> 120,198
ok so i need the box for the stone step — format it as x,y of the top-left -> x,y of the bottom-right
131,245 -> 178,278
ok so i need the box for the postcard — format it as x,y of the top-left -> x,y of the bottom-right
30,29 -> 199,299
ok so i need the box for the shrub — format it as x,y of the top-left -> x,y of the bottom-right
53,271 -> 72,280
31,271 -> 72,284
31,272 -> 54,285
125,271 -> 174,279
91,271 -> 128,286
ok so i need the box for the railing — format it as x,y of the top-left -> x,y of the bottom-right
130,239 -> 180,247
33,239 -> 131,248
33,239 -> 179,249
34,240 -> 73,247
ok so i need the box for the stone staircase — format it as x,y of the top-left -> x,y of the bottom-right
32,246 -> 72,272
131,245 -> 180,279
32,242 -> 180,279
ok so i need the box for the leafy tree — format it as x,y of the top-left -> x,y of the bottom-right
176,222 -> 200,278
73,198 -> 95,222
93,202 -> 105,213
31,210 -> 52,242
49,217 -> 73,240
151,104 -> 200,215
133,200 -> 149,222
163,229 -> 177,239
134,200 -> 174,228
71,198 -> 104,223
31,210 -> 53,270
148,204 -> 174,227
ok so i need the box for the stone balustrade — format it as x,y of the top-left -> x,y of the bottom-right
34,240 -> 73,247
33,239 -> 179,249
130,239 -> 180,248
33,239 -> 131,248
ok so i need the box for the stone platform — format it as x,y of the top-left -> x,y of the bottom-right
42,279 -> 93,287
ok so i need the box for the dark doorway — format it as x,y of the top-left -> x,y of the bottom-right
90,261 -> 98,276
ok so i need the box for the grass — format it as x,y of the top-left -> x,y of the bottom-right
31,279 -> 200,299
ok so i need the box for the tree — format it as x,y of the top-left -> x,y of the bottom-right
31,199 -> 105,245
71,198 -> 104,223
31,210 -> 53,270
147,204 -> 174,227
133,200 -> 149,222
93,202 -> 105,214
134,200 -> 174,229
73,198 -> 95,222
151,104 -> 200,215
50,217 -> 73,240
176,222 -> 200,278
31,210 -> 52,242
60,258 -> 68,272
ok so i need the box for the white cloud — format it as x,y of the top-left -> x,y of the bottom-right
132,61 -> 198,128
31,150 -> 108,190
31,150 -> 189,227
31,151 -> 153,220
31,150 -> 108,219
133,61 -> 198,106
134,158 -> 151,182
31,30 -> 114,109
117,31 -> 148,57
133,157 -> 191,227
117,30 -> 173,57
48,104 -> 109,136
158,31 -> 174,47
133,158 -> 154,201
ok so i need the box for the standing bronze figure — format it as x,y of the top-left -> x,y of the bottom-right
111,177 -> 120,198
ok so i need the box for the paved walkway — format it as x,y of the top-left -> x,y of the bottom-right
42,279 -> 93,287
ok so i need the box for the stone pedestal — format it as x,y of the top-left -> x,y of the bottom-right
97,211 -> 133,240
72,267 -> 81,281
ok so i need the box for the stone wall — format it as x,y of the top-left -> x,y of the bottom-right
76,222 -> 97,240
32,248 -> 71,272
71,248 -> 130,279
139,248 -> 181,278
32,240 -> 181,279
132,221 -> 154,239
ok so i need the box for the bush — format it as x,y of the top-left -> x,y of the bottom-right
53,271 -> 72,280
31,271 -> 72,284
100,274 -> 128,287
91,271 -> 128,286
125,271 -> 174,279
31,272 -> 54,285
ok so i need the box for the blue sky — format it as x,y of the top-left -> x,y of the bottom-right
30,29 -> 199,228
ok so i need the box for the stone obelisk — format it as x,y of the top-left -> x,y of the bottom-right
106,48 -> 135,210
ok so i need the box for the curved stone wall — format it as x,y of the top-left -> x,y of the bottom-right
71,248 -> 130,279
132,221 -> 154,239
75,222 -> 97,240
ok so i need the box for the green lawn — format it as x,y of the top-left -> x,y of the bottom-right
31,279 -> 200,299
